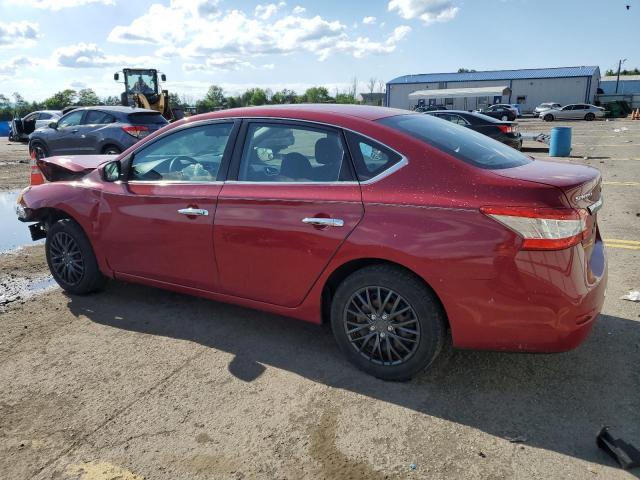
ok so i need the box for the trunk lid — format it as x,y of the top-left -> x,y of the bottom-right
492,159 -> 601,209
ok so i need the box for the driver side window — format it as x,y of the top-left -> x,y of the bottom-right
130,123 -> 233,182
59,111 -> 84,128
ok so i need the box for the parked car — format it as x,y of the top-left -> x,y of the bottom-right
541,104 -> 605,122
16,105 -> 606,381
426,110 -> 522,150
477,104 -> 518,121
534,102 -> 562,117
28,106 -> 169,159
415,104 -> 447,112
9,110 -> 62,142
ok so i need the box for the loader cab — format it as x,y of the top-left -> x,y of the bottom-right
115,69 -> 164,107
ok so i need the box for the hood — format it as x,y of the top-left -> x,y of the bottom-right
36,154 -> 111,182
492,159 -> 601,209
40,155 -> 111,173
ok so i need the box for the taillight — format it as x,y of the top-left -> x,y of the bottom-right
29,149 -> 45,185
497,125 -> 514,134
481,206 -> 588,250
122,125 -> 150,138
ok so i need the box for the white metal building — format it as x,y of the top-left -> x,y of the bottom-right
386,66 -> 601,113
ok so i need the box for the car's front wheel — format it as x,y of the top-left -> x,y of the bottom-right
102,145 -> 121,155
330,264 -> 447,381
543,114 -> 554,122
585,113 -> 595,121
46,219 -> 106,295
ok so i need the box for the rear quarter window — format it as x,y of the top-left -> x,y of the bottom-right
378,114 -> 530,170
128,113 -> 169,125
345,132 -> 402,181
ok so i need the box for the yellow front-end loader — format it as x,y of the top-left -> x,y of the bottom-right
114,68 -> 173,121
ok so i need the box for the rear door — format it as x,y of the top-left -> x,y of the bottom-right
214,120 -> 364,307
74,110 -> 117,154
100,120 -> 239,291
46,110 -> 86,155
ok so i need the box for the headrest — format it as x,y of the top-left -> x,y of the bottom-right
315,137 -> 343,165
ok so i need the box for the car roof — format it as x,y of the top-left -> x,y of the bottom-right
187,104 -> 411,123
70,106 -> 159,114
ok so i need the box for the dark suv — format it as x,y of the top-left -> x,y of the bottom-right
29,106 -> 168,159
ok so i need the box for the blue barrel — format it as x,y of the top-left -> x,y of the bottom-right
0,121 -> 9,138
549,126 -> 572,157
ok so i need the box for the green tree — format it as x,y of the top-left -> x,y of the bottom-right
76,88 -> 100,106
271,89 -> 297,104
335,92 -> 357,104
457,68 -> 477,73
43,89 -> 77,109
301,86 -> 332,103
247,88 -> 268,106
101,95 -> 121,106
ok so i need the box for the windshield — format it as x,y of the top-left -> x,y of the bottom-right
378,114 -> 531,170
125,72 -> 157,95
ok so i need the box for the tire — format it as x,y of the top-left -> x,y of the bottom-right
330,264 -> 447,381
30,141 -> 49,160
585,113 -> 595,121
543,114 -> 554,122
46,219 -> 106,295
102,145 -> 121,155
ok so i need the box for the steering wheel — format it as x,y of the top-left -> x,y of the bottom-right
168,155 -> 198,172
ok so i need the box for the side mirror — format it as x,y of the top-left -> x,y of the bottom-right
114,73 -> 120,81
48,121 -> 58,129
102,160 -> 121,182
161,73 -> 166,82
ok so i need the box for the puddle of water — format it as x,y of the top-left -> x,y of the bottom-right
0,274 -> 58,307
0,190 -> 42,253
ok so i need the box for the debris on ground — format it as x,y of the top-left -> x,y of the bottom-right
596,427 -> 640,470
506,435 -> 527,443
621,290 -> 640,302
409,463 -> 417,470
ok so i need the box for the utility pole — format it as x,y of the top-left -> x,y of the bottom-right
615,58 -> 627,94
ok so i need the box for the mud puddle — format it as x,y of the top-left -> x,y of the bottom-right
0,190 -> 42,252
0,274 -> 58,309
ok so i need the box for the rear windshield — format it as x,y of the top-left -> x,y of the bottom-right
128,113 -> 169,125
378,114 -> 531,169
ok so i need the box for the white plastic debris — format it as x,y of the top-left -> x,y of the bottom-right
614,129 -> 621,133
621,290 -> 640,302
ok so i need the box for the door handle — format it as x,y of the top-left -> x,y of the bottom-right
178,208 -> 208,216
71,129 -> 79,133
302,217 -> 344,227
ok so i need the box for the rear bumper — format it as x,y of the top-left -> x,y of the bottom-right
445,238 -> 607,352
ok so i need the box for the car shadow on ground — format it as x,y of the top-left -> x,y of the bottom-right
66,281 -> 640,473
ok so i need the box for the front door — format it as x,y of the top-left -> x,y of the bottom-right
100,121 -> 238,291
47,110 -> 86,155
214,120 -> 364,307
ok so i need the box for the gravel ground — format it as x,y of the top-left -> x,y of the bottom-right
0,118 -> 639,480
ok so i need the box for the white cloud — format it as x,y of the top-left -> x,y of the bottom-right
108,3 -> 408,65
184,57 -> 255,72
388,0 -> 459,24
52,42 -> 164,68
0,55 -> 37,79
0,21 -> 40,48
362,16 -> 377,25
292,5 -> 305,14
254,2 -> 286,20
8,0 -> 115,10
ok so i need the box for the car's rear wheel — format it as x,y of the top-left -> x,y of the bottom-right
330,264 -> 446,381
543,114 -> 554,122
102,145 -> 121,155
585,113 -> 595,121
46,219 -> 106,295
30,141 -> 49,160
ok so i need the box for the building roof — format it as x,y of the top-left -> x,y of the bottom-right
388,66 -> 600,85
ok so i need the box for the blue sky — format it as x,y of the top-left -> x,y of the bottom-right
0,0 -> 637,101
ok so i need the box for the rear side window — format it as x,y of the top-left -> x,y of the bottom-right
128,113 -> 169,126
345,132 -> 402,181
378,114 -> 531,170
38,112 -> 53,120
84,110 -> 116,125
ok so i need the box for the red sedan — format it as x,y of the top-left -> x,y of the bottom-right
16,104 -> 606,380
